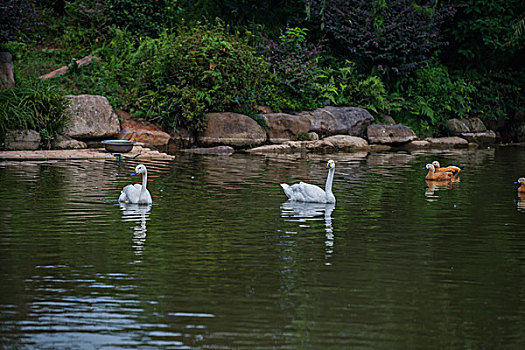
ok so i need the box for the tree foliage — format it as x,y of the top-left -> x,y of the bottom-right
308,0 -> 455,77
260,27 -> 324,110
1,0 -> 523,141
0,0 -> 37,46
442,0 -> 525,69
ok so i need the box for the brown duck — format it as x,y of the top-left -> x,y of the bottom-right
425,163 -> 453,181
432,161 -> 463,176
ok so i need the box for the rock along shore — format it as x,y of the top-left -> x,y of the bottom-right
2,94 -> 519,160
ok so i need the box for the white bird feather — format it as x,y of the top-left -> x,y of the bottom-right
119,164 -> 152,204
281,160 -> 336,204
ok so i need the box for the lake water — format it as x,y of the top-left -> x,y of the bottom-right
1,147 -> 525,349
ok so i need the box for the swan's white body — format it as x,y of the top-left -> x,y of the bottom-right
119,164 -> 152,204
281,160 -> 336,204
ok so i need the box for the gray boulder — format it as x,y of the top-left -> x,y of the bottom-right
52,135 -> 87,149
184,146 -> 234,155
0,52 -> 15,89
323,135 -> 369,149
247,135 -> 368,154
400,140 -> 431,150
424,136 -> 469,148
461,131 -> 496,144
168,127 -> 196,151
63,95 -> 120,139
446,119 -> 471,134
367,124 -> 417,144
263,113 -> 311,144
446,117 -> 496,144
199,112 -> 266,147
468,118 -> 488,132
297,106 -> 374,137
246,143 -> 293,153
5,130 -> 41,150
446,117 -> 487,135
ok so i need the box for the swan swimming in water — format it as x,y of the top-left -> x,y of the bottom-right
118,164 -> 152,204
281,160 -> 336,204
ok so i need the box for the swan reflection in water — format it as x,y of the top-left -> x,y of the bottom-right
119,203 -> 152,256
280,200 -> 335,264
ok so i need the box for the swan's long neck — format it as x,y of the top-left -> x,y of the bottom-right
141,171 -> 148,192
325,167 -> 335,200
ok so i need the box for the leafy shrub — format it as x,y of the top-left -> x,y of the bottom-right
62,0 -> 109,48
0,79 -> 70,148
443,0 -> 524,68
65,0 -> 108,32
95,22 -> 273,131
308,0 -> 455,77
393,63 -> 476,136
316,60 -> 396,115
466,69 -> 524,121
178,0 -> 307,30
105,0 -> 182,37
260,27 -> 324,111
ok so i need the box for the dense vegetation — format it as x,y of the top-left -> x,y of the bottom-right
1,0 -> 524,145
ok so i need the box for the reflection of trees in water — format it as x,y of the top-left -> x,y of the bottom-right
280,201 -> 335,264
120,203 -> 151,256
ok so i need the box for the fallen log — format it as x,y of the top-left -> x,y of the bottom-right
39,55 -> 97,80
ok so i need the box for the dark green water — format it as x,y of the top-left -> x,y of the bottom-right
1,147 -> 525,349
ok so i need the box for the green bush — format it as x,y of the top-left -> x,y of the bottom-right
260,27 -> 324,111
393,63 -> 476,137
95,22 -> 273,131
466,69 -> 524,121
0,80 -> 70,148
56,1 -> 109,56
105,0 -> 182,37
443,0 -> 524,68
317,60 -> 396,115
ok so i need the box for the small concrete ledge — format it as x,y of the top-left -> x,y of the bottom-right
0,145 -> 174,161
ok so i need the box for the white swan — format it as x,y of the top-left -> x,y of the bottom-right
118,164 -> 152,204
281,160 -> 336,203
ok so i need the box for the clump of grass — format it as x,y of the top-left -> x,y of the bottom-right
0,79 -> 70,149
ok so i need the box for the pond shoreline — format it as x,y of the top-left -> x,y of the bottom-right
0,145 -> 174,161
1,141 -> 523,162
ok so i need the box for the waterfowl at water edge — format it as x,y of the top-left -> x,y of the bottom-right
424,163 -> 454,181
432,161 -> 464,176
515,177 -> 525,193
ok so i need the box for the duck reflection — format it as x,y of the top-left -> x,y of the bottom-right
425,179 -> 460,199
517,193 -> 525,211
280,201 -> 335,263
119,203 -> 152,255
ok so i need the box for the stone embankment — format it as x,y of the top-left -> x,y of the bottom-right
0,145 -> 174,161
2,93 -> 516,160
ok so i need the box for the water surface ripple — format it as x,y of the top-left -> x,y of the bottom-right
1,149 -> 525,349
